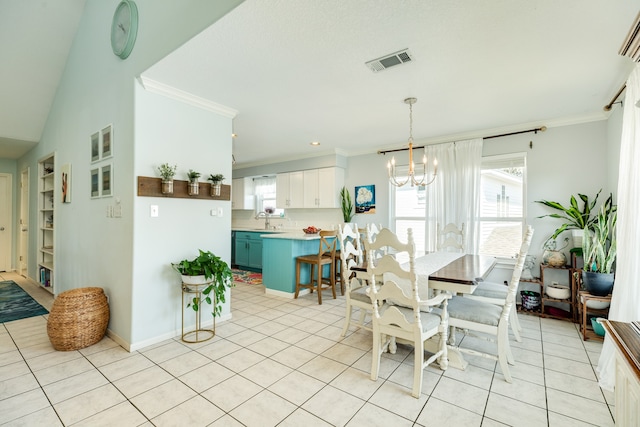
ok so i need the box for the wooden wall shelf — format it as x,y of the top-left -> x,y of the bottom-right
137,176 -> 230,200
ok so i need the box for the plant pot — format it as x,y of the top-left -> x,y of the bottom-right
571,229 -> 584,248
211,183 -> 221,197
181,275 -> 210,285
542,250 -> 566,267
582,271 -> 614,296
161,179 -> 174,195
188,182 -> 199,196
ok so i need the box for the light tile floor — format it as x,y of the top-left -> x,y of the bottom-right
0,272 -> 614,426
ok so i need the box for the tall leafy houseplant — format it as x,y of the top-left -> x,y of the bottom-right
172,250 -> 234,316
340,186 -> 354,223
582,203 -> 617,296
535,190 -> 613,244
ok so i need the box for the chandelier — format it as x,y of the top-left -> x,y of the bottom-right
387,97 -> 438,187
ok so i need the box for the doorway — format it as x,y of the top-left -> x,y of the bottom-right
19,168 -> 29,277
0,173 -> 12,272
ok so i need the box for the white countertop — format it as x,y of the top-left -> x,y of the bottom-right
260,232 -> 321,240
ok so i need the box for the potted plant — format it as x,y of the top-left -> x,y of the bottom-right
582,203 -> 617,296
172,249 -> 234,316
340,186 -> 354,223
208,173 -> 224,197
158,163 -> 177,195
187,169 -> 201,196
535,189 -> 612,248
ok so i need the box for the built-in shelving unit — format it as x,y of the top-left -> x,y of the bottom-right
38,153 -> 55,293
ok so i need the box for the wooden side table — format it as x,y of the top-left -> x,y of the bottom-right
182,281 -> 216,343
579,290 -> 611,341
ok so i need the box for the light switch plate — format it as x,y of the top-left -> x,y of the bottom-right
150,205 -> 159,217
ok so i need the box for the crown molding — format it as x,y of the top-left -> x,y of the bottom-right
138,75 -> 238,118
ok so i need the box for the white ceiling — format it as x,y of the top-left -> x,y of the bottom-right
2,1 -> 638,164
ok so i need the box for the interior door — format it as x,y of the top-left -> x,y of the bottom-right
0,174 -> 12,272
19,168 -> 29,276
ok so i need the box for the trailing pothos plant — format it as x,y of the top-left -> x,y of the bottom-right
172,249 -> 234,317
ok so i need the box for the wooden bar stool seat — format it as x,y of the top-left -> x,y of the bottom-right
295,230 -> 337,304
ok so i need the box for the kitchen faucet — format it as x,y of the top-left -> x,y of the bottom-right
255,211 -> 271,230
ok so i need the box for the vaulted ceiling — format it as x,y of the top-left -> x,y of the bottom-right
2,1 -> 638,165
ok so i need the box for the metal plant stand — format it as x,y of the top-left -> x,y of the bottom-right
181,281 -> 216,343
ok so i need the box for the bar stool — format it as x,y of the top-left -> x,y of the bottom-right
295,230 -> 337,304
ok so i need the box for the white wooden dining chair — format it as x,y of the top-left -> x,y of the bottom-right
437,222 -> 465,252
444,225 -> 533,383
337,223 -> 371,336
463,230 -> 534,343
365,227 -> 451,398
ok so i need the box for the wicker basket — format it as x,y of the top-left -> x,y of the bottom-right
47,287 -> 110,351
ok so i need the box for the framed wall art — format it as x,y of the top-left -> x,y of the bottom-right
61,163 -> 71,203
101,164 -> 113,197
355,184 -> 376,214
101,124 -> 113,159
91,132 -> 100,163
90,168 -> 100,198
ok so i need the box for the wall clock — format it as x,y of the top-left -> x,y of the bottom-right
111,0 -> 139,59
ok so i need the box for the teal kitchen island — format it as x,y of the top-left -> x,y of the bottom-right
261,232 -> 331,297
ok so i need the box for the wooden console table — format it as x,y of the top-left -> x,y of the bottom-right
602,320 -> 640,425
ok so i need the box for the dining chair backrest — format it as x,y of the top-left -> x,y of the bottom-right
364,228 -> 418,298
365,223 -> 388,260
365,227 -> 416,301
502,225 -> 534,318
317,230 -> 337,259
437,222 -> 465,252
337,223 -> 362,279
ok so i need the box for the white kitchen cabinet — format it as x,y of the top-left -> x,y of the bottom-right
276,171 -> 303,208
232,178 -> 255,210
303,167 -> 344,208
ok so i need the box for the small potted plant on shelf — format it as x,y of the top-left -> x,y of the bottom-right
158,163 -> 177,195
172,249 -> 234,316
187,169 -> 201,196
582,203 -> 617,296
340,186 -> 354,223
208,173 -> 225,197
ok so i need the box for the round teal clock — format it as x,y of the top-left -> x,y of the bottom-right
111,0 -> 138,59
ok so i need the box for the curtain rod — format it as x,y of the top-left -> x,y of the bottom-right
603,83 -> 626,111
377,125 -> 547,155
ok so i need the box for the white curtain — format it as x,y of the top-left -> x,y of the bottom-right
424,138 -> 483,253
597,63 -> 640,391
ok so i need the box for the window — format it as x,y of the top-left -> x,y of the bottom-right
254,176 -> 283,216
391,151 -> 527,258
478,153 -> 526,258
392,182 -> 428,256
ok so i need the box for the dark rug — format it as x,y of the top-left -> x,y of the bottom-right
0,281 -> 49,323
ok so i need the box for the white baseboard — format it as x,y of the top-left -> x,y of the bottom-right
108,312 -> 234,352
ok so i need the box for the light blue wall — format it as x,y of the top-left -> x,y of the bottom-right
131,83 -> 232,345
15,0 -> 244,348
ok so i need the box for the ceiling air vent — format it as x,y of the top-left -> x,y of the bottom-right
365,49 -> 413,73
